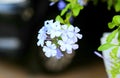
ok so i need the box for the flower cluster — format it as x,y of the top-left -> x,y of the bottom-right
37,20 -> 82,59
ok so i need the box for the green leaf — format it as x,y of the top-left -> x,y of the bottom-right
118,29 -> 120,41
108,15 -> 120,29
60,4 -> 70,16
106,29 -> 118,42
98,43 -> 115,51
55,15 -> 64,23
112,15 -> 120,26
71,4 -> 83,17
108,22 -> 116,29
65,12 -> 72,25
114,0 -> 120,12
110,47 -> 118,59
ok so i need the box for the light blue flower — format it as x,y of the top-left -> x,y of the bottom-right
61,25 -> 82,43
43,41 -> 57,58
56,48 -> 64,59
61,25 -> 75,42
37,19 -> 82,59
44,20 -> 62,38
37,27 -> 47,47
71,26 -> 83,43
58,39 -> 79,54
57,0 -> 66,10
47,21 -> 62,38
44,19 -> 54,29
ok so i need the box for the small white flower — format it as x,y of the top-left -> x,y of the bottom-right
58,39 -> 79,54
47,21 -> 62,38
43,41 -> 57,58
61,25 -> 82,43
37,27 -> 47,47
67,25 -> 75,38
44,19 -> 54,27
44,20 -> 62,39
61,25 -> 73,42
72,26 -> 83,42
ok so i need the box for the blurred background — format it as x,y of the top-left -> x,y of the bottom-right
0,0 -> 118,78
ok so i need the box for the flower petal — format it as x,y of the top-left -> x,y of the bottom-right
46,41 -> 52,46
75,27 -> 80,32
62,34 -> 68,42
72,44 -> 79,50
67,32 -> 74,38
60,46 -> 66,51
68,25 -> 74,31
76,34 -> 83,39
56,48 -> 63,59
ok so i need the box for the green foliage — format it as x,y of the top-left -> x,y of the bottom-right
106,29 -> 118,42
114,0 -> 120,12
106,0 -> 120,12
61,0 -> 83,17
98,29 -> 118,52
60,3 -> 70,16
98,43 -> 116,51
55,15 -> 64,24
71,3 -> 83,17
112,15 -> 120,26
98,15 -> 120,78
57,0 -> 84,25
109,47 -> 120,78
118,29 -> 120,41
64,12 -> 72,25
108,22 -> 116,29
108,15 -> 120,29
110,47 -> 118,59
